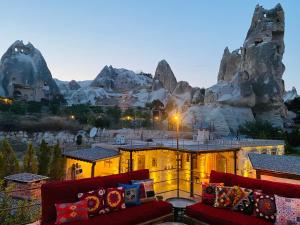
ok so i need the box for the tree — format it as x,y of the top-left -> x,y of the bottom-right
27,101 -> 42,113
107,106 -> 121,124
150,99 -> 164,110
38,140 -> 51,176
94,116 -> 110,128
49,142 -> 65,180
10,102 -> 26,115
0,139 -> 19,178
238,120 -> 283,139
23,143 -> 38,174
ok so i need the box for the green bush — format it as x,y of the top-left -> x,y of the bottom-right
0,180 -> 40,225
27,101 -> 42,113
10,102 -> 26,115
238,120 -> 283,139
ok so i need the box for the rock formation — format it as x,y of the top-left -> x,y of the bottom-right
153,60 -> 177,93
205,4 -> 286,127
283,87 -> 298,102
0,40 -> 59,100
68,80 -> 81,90
91,65 -> 152,92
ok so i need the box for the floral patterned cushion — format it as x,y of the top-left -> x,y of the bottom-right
132,179 -> 155,202
275,195 -> 300,225
118,183 -> 140,206
105,187 -> 126,212
214,186 -> 246,209
201,182 -> 224,206
55,199 -> 88,225
254,192 -> 276,222
77,187 -> 109,216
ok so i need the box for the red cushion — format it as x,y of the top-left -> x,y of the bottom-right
186,202 -> 272,225
42,170 -> 150,224
210,170 -> 300,198
78,188 -> 108,216
105,187 -> 126,212
55,199 -> 89,225
43,200 -> 172,225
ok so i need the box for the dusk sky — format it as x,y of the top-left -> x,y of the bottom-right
0,0 -> 299,90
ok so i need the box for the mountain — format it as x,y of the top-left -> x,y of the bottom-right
0,40 -> 59,100
284,87 -> 298,102
204,4 -> 286,128
1,4 -> 292,136
153,60 -> 177,93
56,66 -> 153,106
91,65 -> 152,91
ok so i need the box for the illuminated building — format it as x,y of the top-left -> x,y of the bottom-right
63,139 -> 285,198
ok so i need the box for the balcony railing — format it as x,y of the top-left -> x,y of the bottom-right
0,187 -> 41,225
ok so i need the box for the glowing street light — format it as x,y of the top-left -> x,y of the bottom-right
70,115 -> 75,120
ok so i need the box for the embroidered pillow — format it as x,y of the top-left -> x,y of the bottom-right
55,199 -> 88,225
118,183 -> 140,206
232,189 -> 263,215
132,179 -> 155,202
105,187 -> 126,212
77,187 -> 108,216
275,195 -> 300,225
201,182 -> 224,206
214,186 -> 246,209
254,192 -> 276,222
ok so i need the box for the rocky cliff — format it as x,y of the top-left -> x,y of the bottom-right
0,40 -> 59,97
205,4 -> 286,128
91,65 -> 152,92
153,60 -> 177,93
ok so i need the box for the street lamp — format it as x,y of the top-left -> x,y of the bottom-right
173,112 -> 180,197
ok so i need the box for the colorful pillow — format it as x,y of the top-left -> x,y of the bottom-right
275,195 -> 300,225
132,179 -> 155,202
201,182 -> 224,206
105,187 -> 126,212
214,186 -> 246,209
118,183 -> 140,206
77,187 -> 108,216
233,189 -> 263,215
232,188 -> 254,214
55,199 -> 88,225
254,192 -> 276,222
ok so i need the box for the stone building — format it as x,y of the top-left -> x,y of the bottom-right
4,173 -> 49,200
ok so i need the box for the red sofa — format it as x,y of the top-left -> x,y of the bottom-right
41,169 -> 173,225
186,170 -> 300,225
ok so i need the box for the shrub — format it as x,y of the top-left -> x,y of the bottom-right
238,120 -> 283,139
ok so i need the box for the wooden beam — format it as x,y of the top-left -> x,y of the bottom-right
256,169 -> 300,181
91,162 -> 96,178
190,153 -> 194,197
129,151 -> 133,172
234,151 -> 237,175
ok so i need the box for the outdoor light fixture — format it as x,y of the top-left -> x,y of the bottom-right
173,112 -> 180,197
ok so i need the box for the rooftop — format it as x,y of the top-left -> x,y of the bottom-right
115,138 -> 284,153
248,153 -> 300,176
4,173 -> 49,183
63,147 -> 120,163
